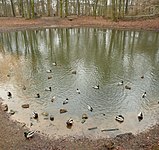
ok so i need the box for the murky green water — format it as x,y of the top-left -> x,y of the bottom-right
0,28 -> 159,138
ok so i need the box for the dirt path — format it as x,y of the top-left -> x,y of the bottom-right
0,16 -> 159,32
0,16 -> 159,150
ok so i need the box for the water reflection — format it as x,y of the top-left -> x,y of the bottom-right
0,28 -> 159,138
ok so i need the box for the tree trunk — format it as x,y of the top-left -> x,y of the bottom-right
77,0 -> 80,16
10,0 -> 16,17
65,0 -> 68,17
47,0 -> 51,16
112,0 -> 117,21
125,0 -> 128,14
60,0 -> 63,18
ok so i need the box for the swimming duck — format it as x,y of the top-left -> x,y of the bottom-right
52,62 -> 57,66
66,118 -> 73,126
24,131 -> 35,139
125,85 -> 131,90
32,111 -> 38,119
92,85 -> 99,89
117,81 -> 124,86
7,91 -> 12,98
51,96 -> 56,102
46,70 -> 52,73
142,92 -> 146,98
87,105 -> 93,112
45,87 -> 51,91
23,85 -> 26,90
115,115 -> 124,122
141,75 -> 144,79
63,98 -> 69,105
138,112 -> 143,121
76,88 -> 80,94
36,93 -> 40,98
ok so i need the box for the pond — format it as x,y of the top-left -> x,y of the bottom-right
0,28 -> 159,139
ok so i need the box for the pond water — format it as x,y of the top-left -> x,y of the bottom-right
0,28 -> 159,139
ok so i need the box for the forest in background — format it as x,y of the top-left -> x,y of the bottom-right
0,0 -> 159,21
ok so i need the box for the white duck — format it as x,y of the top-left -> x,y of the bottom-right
76,88 -> 80,94
92,85 -> 99,89
138,112 -> 143,121
52,62 -> 57,66
142,92 -> 146,98
46,70 -> 52,73
87,105 -> 93,112
45,87 -> 52,91
117,81 -> 124,86
24,131 -> 35,139
115,115 -> 124,122
63,98 -> 69,105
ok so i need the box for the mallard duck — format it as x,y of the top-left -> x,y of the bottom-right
45,87 -> 51,91
138,112 -> 143,121
52,62 -> 57,66
35,93 -> 40,98
115,115 -> 124,122
46,70 -> 52,73
32,111 -> 38,119
87,105 -> 93,112
92,85 -> 99,89
117,81 -> 124,86
63,98 -> 69,105
76,88 -> 80,94
66,118 -> 73,126
24,131 -> 35,139
142,92 -> 146,98
125,85 -> 131,90
7,91 -> 12,98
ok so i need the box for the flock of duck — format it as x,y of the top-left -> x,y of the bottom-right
6,62 -> 146,139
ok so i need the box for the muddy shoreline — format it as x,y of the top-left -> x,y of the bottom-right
0,16 -> 159,149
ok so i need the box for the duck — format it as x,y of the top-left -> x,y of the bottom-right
87,105 -> 93,112
45,87 -> 51,91
66,118 -> 73,126
125,85 -> 131,90
24,131 -> 35,139
138,112 -> 143,121
115,115 -> 124,122
76,88 -> 80,94
46,70 -> 52,73
32,111 -> 38,119
23,85 -> 26,90
92,85 -> 99,89
142,92 -> 146,98
141,75 -> 144,79
7,91 -> 12,98
51,96 -> 56,102
63,98 -> 69,105
52,62 -> 57,66
117,81 -> 124,86
35,93 -> 40,98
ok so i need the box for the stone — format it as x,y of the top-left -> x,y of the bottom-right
21,104 -> 29,108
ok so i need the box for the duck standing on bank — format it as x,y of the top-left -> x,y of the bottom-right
115,115 -> 124,122
66,118 -> 73,126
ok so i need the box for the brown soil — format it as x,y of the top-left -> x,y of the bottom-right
0,16 -> 159,32
0,16 -> 159,150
